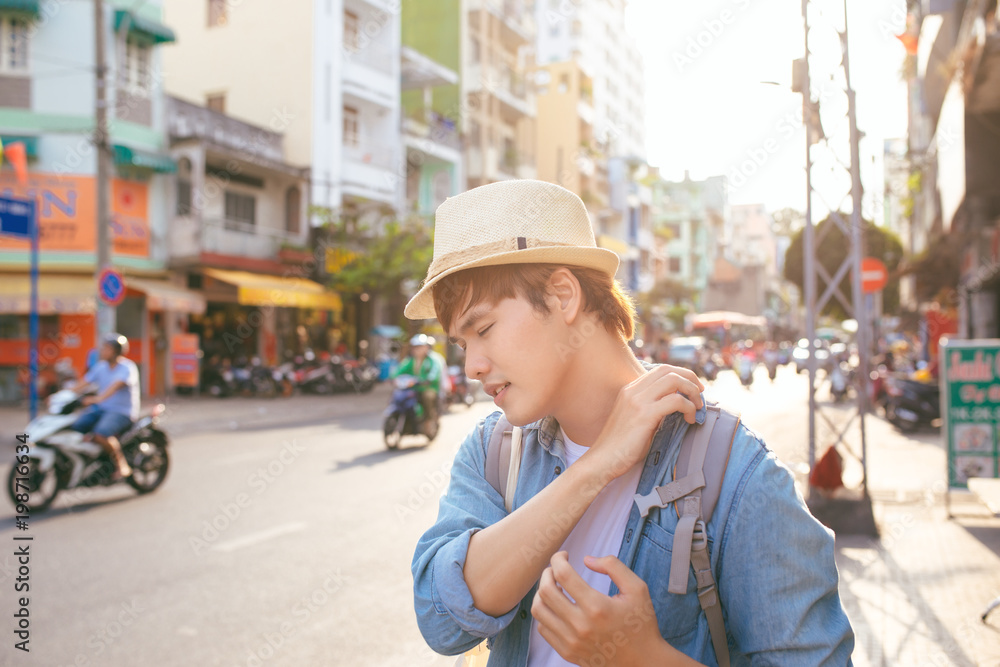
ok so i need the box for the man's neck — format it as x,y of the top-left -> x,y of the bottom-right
108,358 -> 119,369
550,339 -> 644,448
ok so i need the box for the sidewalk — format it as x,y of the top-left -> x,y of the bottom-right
836,414 -> 1000,666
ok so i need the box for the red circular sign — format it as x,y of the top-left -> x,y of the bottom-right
97,268 -> 126,306
861,257 -> 888,294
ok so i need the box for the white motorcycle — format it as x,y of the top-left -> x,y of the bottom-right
8,390 -> 170,512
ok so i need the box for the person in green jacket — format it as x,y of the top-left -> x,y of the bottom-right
394,334 -> 442,434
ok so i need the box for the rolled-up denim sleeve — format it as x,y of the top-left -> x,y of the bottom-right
411,411 -> 519,655
718,442 -> 855,665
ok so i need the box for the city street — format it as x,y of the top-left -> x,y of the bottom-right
1,366 -> 998,665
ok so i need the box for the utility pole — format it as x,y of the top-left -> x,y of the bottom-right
95,0 -> 115,336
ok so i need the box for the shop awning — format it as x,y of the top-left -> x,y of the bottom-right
112,144 -> 176,173
1,135 -> 38,159
0,275 -> 96,314
128,278 -> 206,314
114,9 -> 176,45
0,0 -> 40,16
203,268 -> 342,311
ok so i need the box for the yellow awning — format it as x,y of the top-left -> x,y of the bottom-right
0,274 -> 96,314
128,277 -> 206,314
203,268 -> 342,311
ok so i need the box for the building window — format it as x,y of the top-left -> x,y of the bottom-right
470,36 -> 480,63
0,16 -> 30,74
208,0 -> 227,27
344,10 -> 359,53
176,181 -> 192,216
343,106 -> 359,146
225,191 -> 256,226
285,186 -> 301,234
206,93 -> 226,113
669,257 -> 681,273
558,73 -> 569,94
122,41 -> 152,95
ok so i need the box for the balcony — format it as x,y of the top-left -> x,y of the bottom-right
342,40 -> 397,109
468,0 -> 534,49
169,217 -> 301,264
466,64 -> 534,121
342,142 -> 399,206
403,113 -> 462,166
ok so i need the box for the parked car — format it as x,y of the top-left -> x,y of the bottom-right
667,336 -> 716,378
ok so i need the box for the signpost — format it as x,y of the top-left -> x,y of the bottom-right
97,267 -> 126,307
940,338 -> 1000,516
0,195 -> 40,418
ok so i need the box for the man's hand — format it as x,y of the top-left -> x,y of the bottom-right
531,552 -> 674,667
584,364 -> 704,483
81,395 -> 97,406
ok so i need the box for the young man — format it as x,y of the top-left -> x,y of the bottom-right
408,180 -> 854,666
70,333 -> 140,480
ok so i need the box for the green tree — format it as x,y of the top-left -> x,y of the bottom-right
783,213 -> 903,319
313,207 -> 434,303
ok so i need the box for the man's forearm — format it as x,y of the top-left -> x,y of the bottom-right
463,455 -> 608,617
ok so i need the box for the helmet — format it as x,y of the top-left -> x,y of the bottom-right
102,333 -> 129,356
410,334 -> 431,347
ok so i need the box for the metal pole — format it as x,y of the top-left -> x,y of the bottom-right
843,0 -> 870,498
28,201 -> 39,420
95,0 -> 115,337
802,0 -> 817,474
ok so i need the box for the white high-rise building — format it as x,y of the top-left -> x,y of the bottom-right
534,0 -> 645,159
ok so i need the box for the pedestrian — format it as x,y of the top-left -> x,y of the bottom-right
407,180 -> 854,666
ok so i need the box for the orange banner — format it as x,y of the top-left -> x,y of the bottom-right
0,173 -> 149,257
171,333 -> 200,388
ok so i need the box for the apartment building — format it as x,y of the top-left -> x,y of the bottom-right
402,0 -> 537,190
162,0 -> 403,218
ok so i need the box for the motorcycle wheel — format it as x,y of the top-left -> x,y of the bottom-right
384,414 -> 403,450
7,458 -> 60,512
125,439 -> 170,494
886,403 -> 918,433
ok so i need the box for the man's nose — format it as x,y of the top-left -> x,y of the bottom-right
464,348 -> 489,379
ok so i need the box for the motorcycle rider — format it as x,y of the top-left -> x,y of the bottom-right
393,334 -> 442,435
69,333 -> 139,481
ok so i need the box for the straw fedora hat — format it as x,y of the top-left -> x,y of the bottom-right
404,180 -> 620,320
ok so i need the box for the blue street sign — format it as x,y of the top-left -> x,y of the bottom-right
0,195 -> 34,238
98,268 -> 126,306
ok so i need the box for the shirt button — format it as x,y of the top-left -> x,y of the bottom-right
626,528 -> 633,543
520,609 -> 528,619
554,466 -> 562,475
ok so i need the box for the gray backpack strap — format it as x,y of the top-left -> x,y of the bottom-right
484,415 -> 515,507
631,405 -> 740,667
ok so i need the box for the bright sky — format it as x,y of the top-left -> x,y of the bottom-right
625,0 -> 910,220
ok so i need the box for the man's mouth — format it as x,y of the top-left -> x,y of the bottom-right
491,382 -> 510,398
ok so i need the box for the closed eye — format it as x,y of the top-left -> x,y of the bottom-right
477,324 -> 494,337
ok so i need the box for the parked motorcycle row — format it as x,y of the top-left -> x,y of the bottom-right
199,350 -> 379,398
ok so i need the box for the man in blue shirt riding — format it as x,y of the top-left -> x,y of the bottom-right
70,333 -> 140,481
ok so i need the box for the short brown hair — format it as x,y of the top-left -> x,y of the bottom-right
432,264 -> 635,342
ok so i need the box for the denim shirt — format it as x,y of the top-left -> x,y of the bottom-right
412,400 -> 855,666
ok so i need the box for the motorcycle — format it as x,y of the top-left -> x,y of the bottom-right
383,375 -> 439,449
738,357 -> 755,387
885,376 -> 941,433
446,365 -> 476,408
200,356 -> 237,398
293,350 -> 338,395
8,390 -> 170,512
829,362 -> 850,403
331,356 -> 379,394
869,364 -> 890,414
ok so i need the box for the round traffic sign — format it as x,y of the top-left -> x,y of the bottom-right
861,257 -> 888,294
98,268 -> 126,306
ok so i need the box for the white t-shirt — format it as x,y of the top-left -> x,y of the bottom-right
527,428 -> 644,666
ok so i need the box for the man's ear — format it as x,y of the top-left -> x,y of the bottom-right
547,268 -> 583,324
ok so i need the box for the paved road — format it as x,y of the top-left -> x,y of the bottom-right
1,365 -> 996,665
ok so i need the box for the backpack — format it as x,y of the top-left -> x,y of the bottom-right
482,404 -> 739,667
